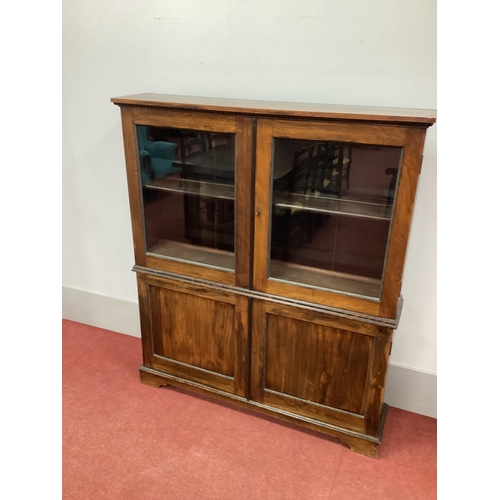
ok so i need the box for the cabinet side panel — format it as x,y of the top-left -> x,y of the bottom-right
137,274 -> 153,366
121,107 -> 146,265
265,314 -> 373,415
364,327 -> 393,435
150,286 -> 235,377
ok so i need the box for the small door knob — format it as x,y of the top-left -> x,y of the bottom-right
255,210 -> 260,216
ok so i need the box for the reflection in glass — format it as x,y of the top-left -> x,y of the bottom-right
137,125 -> 236,270
270,139 -> 403,299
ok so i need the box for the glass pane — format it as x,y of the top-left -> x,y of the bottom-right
137,125 -> 236,271
270,139 -> 403,300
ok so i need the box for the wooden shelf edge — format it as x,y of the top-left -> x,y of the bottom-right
144,178 -> 235,200
273,193 -> 393,221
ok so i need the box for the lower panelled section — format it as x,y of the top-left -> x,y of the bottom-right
137,274 -> 249,397
136,272 -> 392,449
251,300 -> 392,436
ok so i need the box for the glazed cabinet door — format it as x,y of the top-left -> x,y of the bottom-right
250,300 -> 392,435
253,119 -> 427,318
137,274 -> 250,397
120,107 -> 253,287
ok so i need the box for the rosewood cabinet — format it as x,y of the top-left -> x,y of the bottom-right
112,93 -> 436,457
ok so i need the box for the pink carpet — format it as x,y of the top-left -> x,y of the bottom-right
62,319 -> 436,500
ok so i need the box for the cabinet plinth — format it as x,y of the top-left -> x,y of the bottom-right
113,94 -> 435,457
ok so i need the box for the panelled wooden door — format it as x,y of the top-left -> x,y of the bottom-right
250,300 -> 392,435
137,274 -> 250,397
252,118 -> 427,319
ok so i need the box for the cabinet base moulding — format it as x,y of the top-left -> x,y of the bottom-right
139,365 -> 388,458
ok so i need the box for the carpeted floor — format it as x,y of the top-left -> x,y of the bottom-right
62,319 -> 436,500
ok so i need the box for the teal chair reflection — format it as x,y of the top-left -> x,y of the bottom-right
137,126 -> 180,184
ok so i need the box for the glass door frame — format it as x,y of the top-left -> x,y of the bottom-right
253,118 -> 427,319
120,106 -> 253,288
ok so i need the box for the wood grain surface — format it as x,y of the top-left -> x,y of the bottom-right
112,93 -> 436,126
115,94 -> 434,457
264,314 -> 372,415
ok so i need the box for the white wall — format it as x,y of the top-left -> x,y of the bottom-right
63,1 -> 437,409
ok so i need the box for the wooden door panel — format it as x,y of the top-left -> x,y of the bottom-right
252,300 -> 380,432
150,286 -> 235,376
265,314 -> 373,415
140,275 -> 250,394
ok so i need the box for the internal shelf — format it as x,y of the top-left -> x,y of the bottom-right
270,260 -> 381,299
148,239 -> 235,271
144,176 -> 235,200
274,192 -> 392,220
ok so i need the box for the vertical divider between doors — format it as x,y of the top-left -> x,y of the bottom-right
252,120 -> 274,292
246,117 -> 258,400
235,116 -> 253,289
250,299 -> 266,403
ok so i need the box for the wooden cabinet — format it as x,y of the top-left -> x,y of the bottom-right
112,93 -> 436,457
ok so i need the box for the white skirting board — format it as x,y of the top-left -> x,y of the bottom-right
62,286 -> 437,419
62,286 -> 141,339
383,363 -> 436,419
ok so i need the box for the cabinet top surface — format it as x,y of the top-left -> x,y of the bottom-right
111,93 -> 436,126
